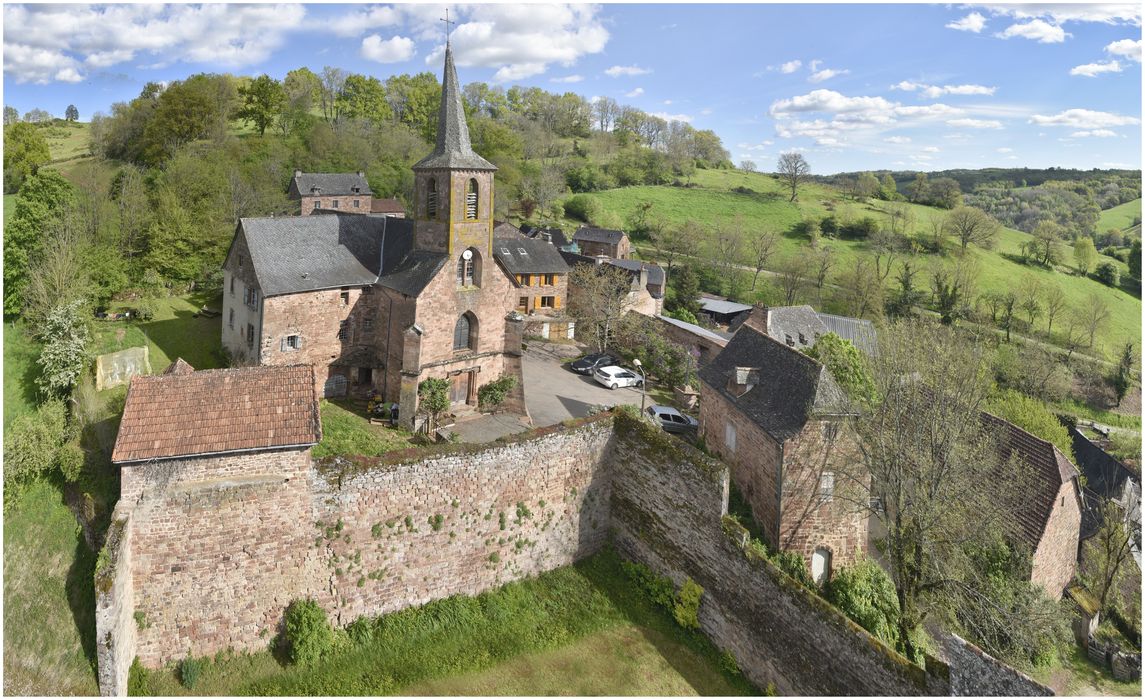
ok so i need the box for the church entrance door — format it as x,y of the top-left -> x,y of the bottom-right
450,372 -> 471,405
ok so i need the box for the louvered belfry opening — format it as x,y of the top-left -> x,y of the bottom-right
427,177 -> 438,218
465,178 -> 478,219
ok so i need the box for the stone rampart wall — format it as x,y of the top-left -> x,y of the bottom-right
94,509 -> 136,697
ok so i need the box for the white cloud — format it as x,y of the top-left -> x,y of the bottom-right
1070,129 -> 1119,137
1070,60 -> 1122,76
605,64 -> 651,77
551,74 -> 584,83
326,5 -> 401,37
779,59 -> 802,73
976,5 -> 1140,27
625,87 -> 644,98
892,81 -> 996,98
922,146 -> 940,152
1106,38 -> 1142,61
663,99 -> 673,105
947,12 -> 987,32
361,35 -> 415,63
649,111 -> 692,124
809,68 -> 849,83
809,59 -> 823,72
946,118 -> 1003,129
884,136 -> 911,144
1030,108 -> 1140,128
425,4 -> 609,83
3,4 -> 307,82
994,19 -> 1069,43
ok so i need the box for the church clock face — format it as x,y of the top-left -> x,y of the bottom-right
462,249 -> 473,261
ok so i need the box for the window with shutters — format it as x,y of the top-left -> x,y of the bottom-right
426,178 -> 438,218
518,296 -> 528,311
465,178 -> 478,219
453,312 -> 477,351
540,296 -> 555,308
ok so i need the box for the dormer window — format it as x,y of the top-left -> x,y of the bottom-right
427,178 -> 438,218
798,332 -> 807,345
465,178 -> 478,220
785,334 -> 795,347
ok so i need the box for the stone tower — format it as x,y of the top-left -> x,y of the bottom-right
412,43 -> 497,256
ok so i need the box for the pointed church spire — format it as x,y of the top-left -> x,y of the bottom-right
413,42 -> 496,171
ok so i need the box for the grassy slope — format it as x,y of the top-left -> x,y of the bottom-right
2,479 -> 100,696
568,169 -> 1140,358
1097,198 -> 1141,232
141,548 -> 754,696
42,121 -> 96,179
4,322 -> 42,429
312,400 -> 414,458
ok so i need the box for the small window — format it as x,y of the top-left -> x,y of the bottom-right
313,200 -> 320,210
502,247 -> 512,255
332,199 -> 339,209
540,296 -> 555,308
518,248 -> 528,255
818,472 -> 835,502
546,274 -> 557,285
454,313 -> 476,351
798,332 -> 807,345
518,296 -> 528,311
229,277 -> 235,294
353,199 -> 360,208
427,178 -> 438,218
725,421 -> 737,453
282,334 -> 301,351
363,318 -> 373,332
340,288 -> 350,305
246,323 -> 255,348
228,309 -> 234,329
465,178 -> 478,220
338,320 -> 348,341
785,334 -> 794,347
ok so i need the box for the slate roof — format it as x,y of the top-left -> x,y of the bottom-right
377,249 -> 448,297
371,198 -> 405,214
982,412 -> 1080,552
606,258 -> 666,287
699,298 -> 754,316
573,226 -> 626,245
493,237 -> 570,275
764,305 -> 828,348
493,221 -> 524,238
291,172 -> 371,197
560,250 -> 597,268
413,45 -> 496,171
1068,425 -> 1136,501
521,225 -> 570,248
236,214 -> 414,296
112,364 -> 320,464
700,324 -> 849,442
657,315 -> 730,345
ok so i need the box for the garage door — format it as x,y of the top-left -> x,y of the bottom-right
323,374 -> 347,398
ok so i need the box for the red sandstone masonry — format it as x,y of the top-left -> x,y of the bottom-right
1031,479 -> 1081,598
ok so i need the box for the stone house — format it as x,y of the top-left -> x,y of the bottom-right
562,251 -> 664,318
221,43 -> 526,428
699,322 -> 865,582
111,361 -> 322,505
572,226 -> 631,258
732,304 -> 876,354
288,171 -> 373,215
656,314 -> 729,367
494,237 -> 575,340
985,413 -> 1082,598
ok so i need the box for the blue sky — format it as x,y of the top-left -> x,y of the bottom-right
3,3 -> 1141,174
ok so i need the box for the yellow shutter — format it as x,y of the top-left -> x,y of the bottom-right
554,295 -> 562,310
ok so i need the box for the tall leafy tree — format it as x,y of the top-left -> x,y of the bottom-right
3,122 -> 51,193
1072,236 -> 1098,276
3,170 -> 75,313
235,74 -> 286,136
65,104 -> 79,121
337,74 -> 391,124
776,152 -> 810,202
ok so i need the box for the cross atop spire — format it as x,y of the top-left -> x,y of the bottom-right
411,34 -> 496,172
441,8 -> 454,47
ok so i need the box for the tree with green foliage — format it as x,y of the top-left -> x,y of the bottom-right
1027,220 -> 1066,267
568,262 -> 636,353
1073,236 -> 1098,276
1094,261 -> 1120,287
944,206 -> 998,253
1128,239 -> 1140,280
3,169 -> 75,313
1110,341 -> 1135,406
2,399 -> 69,506
806,333 -> 875,403
35,298 -> 92,399
777,151 -> 810,202
907,172 -> 929,203
417,377 -> 451,434
824,556 -> 902,649
141,73 -> 238,164
856,171 -> 880,200
669,264 -> 701,317
930,258 -> 977,325
385,72 -> 442,142
985,389 -> 1075,462
1081,502 -> 1136,614
477,375 -> 517,412
3,105 -> 18,125
65,104 -> 79,121
879,173 -> 898,200
235,74 -> 286,136
337,74 -> 392,124
3,121 -> 51,193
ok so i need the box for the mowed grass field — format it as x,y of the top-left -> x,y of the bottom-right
565,169 -> 1141,358
140,548 -> 755,696
1097,198 -> 1141,232
95,293 -> 225,372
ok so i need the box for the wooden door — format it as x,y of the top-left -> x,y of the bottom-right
450,372 -> 469,404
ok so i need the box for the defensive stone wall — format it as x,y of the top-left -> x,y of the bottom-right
94,510 -> 136,697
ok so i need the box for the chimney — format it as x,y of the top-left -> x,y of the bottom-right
726,367 -> 760,397
357,170 -> 365,178
541,231 -> 552,243
742,303 -> 770,335
294,169 -> 302,178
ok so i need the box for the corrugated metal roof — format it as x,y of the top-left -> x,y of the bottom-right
699,298 -> 753,315
818,312 -> 877,355
657,315 -> 730,345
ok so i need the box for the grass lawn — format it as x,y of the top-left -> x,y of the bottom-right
3,192 -> 15,224
139,548 -> 756,696
1029,646 -> 1142,697
94,293 -> 225,373
312,399 -> 415,458
1097,199 -> 1141,233
2,479 -> 100,696
3,321 -> 43,429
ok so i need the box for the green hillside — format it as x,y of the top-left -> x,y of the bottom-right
561,169 -> 1140,358
1098,198 -> 1141,232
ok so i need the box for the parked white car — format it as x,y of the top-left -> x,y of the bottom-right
593,365 -> 644,390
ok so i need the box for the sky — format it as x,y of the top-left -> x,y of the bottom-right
2,2 -> 1142,174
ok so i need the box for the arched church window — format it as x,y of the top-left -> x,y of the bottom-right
456,248 -> 481,287
427,178 -> 438,218
465,178 -> 478,220
453,312 -> 477,351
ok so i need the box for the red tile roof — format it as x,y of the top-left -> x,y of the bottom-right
112,364 -> 321,464
370,198 -> 405,214
982,412 -> 1080,551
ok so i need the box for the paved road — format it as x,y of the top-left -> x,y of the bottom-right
522,343 -> 645,427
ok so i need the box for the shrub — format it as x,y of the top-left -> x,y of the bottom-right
772,550 -> 815,589
805,333 -> 875,403
664,307 -> 699,325
564,194 -> 602,223
673,578 -> 703,630
283,598 -> 335,665
1095,261 -> 1121,287
823,556 -> 902,648
621,559 -> 676,609
477,375 -> 517,411
3,399 -> 68,505
179,656 -> 204,689
57,441 -> 85,482
128,657 -> 151,695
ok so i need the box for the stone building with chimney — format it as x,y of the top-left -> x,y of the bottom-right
221,43 -> 527,429
288,171 -> 373,215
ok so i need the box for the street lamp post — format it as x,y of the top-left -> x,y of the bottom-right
633,358 -> 647,414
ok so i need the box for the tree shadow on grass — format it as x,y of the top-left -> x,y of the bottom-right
139,310 -> 223,370
573,549 -> 759,696
61,483 -> 99,683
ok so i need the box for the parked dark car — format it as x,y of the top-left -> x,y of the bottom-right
570,352 -> 621,375
646,405 -> 699,434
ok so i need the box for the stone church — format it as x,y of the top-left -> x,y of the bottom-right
220,43 -> 553,428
